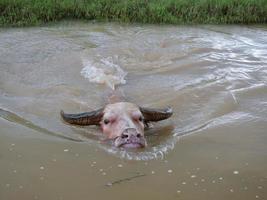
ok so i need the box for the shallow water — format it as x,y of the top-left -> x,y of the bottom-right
0,21 -> 267,199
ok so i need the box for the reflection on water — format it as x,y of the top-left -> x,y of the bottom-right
0,22 -> 267,199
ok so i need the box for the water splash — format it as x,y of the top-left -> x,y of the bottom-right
81,57 -> 127,90
86,121 -> 213,160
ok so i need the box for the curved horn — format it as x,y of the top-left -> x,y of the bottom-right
60,108 -> 103,126
140,106 -> 173,122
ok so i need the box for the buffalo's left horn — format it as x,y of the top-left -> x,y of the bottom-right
140,106 -> 173,122
60,108 -> 103,126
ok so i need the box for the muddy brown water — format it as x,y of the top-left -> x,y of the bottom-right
0,21 -> 267,199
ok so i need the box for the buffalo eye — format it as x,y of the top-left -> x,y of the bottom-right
139,116 -> 144,122
104,119 -> 110,125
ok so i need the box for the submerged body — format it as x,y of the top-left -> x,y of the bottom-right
61,101 -> 173,148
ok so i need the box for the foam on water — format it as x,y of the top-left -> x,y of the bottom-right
81,57 -> 127,90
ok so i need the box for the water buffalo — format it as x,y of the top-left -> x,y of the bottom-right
61,102 -> 172,148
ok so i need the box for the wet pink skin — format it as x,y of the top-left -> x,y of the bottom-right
99,102 -> 146,148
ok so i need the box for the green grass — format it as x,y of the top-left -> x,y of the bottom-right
0,0 -> 267,26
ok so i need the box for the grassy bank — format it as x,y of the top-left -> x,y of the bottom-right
1,0 -> 267,26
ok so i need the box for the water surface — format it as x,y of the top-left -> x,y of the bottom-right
0,22 -> 267,199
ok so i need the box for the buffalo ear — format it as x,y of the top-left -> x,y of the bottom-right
60,108 -> 104,126
140,106 -> 173,123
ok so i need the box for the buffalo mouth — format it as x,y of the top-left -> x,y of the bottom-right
120,142 -> 145,148
114,136 -> 147,149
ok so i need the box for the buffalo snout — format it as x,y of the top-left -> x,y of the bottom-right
115,128 -> 147,148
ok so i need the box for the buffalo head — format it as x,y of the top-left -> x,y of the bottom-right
61,102 -> 172,148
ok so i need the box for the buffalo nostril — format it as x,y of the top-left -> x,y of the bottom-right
136,133 -> 141,138
121,134 -> 128,139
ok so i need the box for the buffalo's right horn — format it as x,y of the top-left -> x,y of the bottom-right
60,108 -> 103,126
